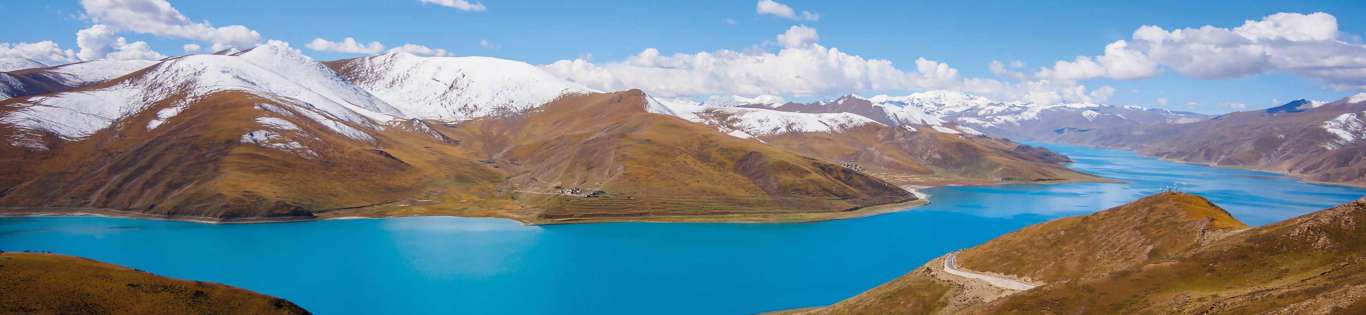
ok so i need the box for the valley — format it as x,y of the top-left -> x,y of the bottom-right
3,143 -> 1361,314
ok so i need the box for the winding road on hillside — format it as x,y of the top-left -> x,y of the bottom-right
942,252 -> 1040,291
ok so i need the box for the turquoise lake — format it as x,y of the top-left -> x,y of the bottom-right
2,143 -> 1364,314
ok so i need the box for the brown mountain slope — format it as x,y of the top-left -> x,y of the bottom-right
757,124 -> 1100,186
1041,98 -> 1366,187
970,197 -> 1366,315
438,90 -> 919,223
955,192 -> 1246,283
803,193 -> 1366,314
1,85 -> 914,223
0,252 -> 308,314
0,78 -> 515,221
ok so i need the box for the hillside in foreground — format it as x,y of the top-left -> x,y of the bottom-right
794,192 -> 1366,314
0,252 -> 308,314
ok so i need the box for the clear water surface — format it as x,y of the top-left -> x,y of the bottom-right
2,143 -> 1363,314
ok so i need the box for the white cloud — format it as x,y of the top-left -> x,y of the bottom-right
80,0 -> 264,52
989,60 -> 1027,80
756,0 -> 818,21
544,25 -> 1109,104
1040,12 -> 1366,90
1228,102 -> 1248,110
420,0 -> 486,12
183,43 -> 201,53
76,24 -> 164,61
306,37 -> 385,54
1156,97 -> 1168,106
386,43 -> 452,57
0,41 -> 77,65
776,25 -> 818,48
1036,40 -> 1158,81
479,39 -> 499,49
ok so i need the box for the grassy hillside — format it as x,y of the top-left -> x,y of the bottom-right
0,252 -> 308,314
440,90 -> 918,223
970,196 -> 1366,314
802,193 -> 1366,314
759,124 -> 1101,186
2,86 -> 915,223
956,192 -> 1246,283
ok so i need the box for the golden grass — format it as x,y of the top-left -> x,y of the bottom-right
0,252 -> 308,314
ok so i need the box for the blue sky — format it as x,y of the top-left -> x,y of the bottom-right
2,0 -> 1364,114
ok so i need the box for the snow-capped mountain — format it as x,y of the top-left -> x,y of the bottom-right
327,52 -> 593,122
739,91 -> 1207,142
650,97 -> 883,138
1,41 -> 400,149
0,59 -> 157,100
0,57 -> 47,72
651,94 -> 984,137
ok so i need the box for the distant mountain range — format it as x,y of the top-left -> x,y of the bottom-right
799,193 -> 1366,314
675,90 -> 1365,187
0,43 -> 1091,222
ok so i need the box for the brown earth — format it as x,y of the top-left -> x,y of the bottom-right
1,83 -> 916,223
798,193 -> 1366,314
0,252 -> 308,314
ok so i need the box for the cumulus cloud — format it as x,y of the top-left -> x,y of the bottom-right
1156,97 -> 1168,106
183,43 -> 201,53
546,26 -> 941,97
989,60 -> 1028,80
386,43 -> 452,57
1040,12 -> 1366,90
544,25 -> 1110,104
1036,40 -> 1158,81
776,25 -> 819,48
420,0 -> 486,12
81,0 -> 263,52
0,41 -> 77,65
756,0 -> 818,21
306,37 -> 385,54
76,24 -> 164,60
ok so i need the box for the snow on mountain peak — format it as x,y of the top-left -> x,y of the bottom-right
0,57 -> 48,72
2,42 -> 401,145
1323,111 -> 1366,150
337,52 -> 594,121
1349,93 -> 1366,104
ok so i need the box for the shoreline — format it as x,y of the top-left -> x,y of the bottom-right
528,198 -> 930,225
0,176 -> 1121,226
0,198 -> 932,226
1037,141 -> 1366,189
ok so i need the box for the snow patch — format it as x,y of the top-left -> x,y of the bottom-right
1350,93 -> 1366,104
256,117 -> 299,130
343,52 -> 593,121
1081,110 -> 1100,121
240,129 -> 316,158
1322,111 -> 1366,150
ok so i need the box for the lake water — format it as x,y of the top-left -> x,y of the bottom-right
2,143 -> 1363,314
